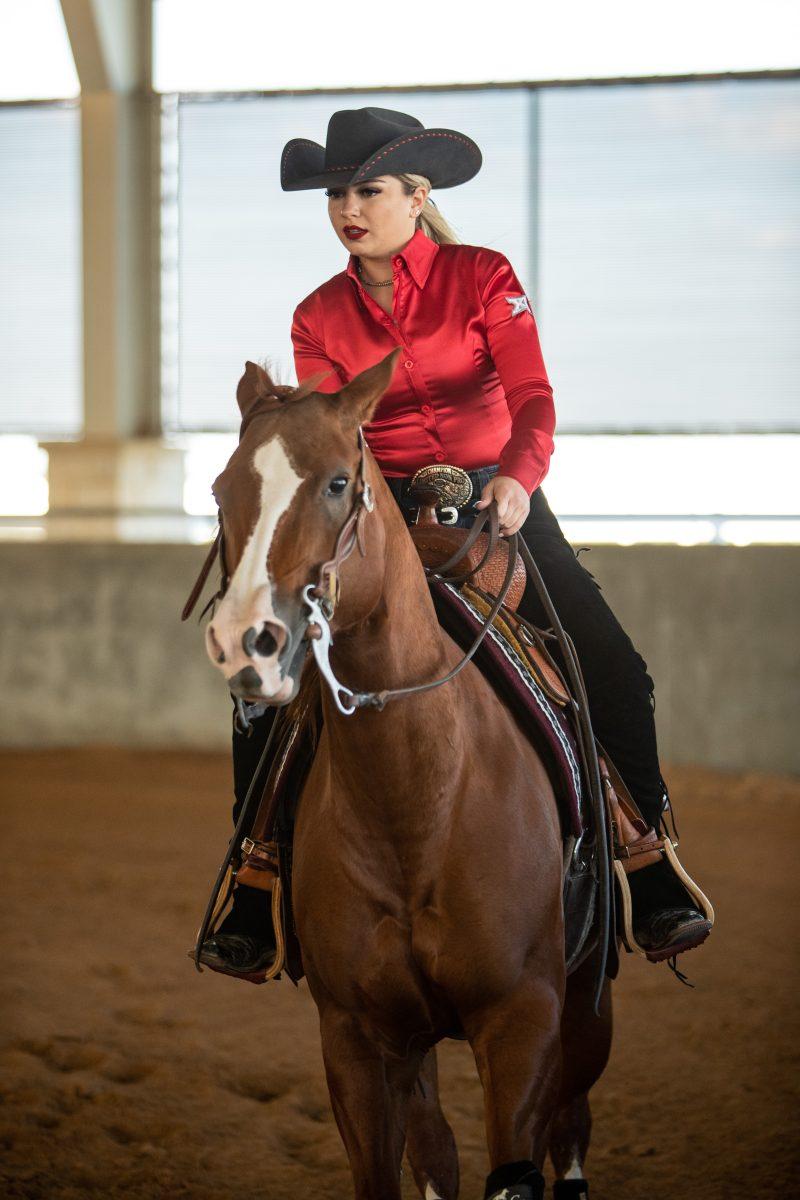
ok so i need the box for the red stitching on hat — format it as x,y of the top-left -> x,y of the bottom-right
358,131 -> 479,174
283,130 -> 477,181
282,139 -> 359,175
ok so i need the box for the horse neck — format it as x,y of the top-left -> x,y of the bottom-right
322,496 -> 466,812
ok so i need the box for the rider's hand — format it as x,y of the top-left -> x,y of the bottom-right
474,475 -> 530,536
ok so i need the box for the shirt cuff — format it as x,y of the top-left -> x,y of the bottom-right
497,431 -> 555,495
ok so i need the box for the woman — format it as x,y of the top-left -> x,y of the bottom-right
200,106 -> 712,979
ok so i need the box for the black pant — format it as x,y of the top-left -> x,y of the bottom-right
231,477 -> 666,836
515,488 -> 666,828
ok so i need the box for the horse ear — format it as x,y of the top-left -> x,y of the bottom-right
236,360 -> 275,419
336,348 -> 401,427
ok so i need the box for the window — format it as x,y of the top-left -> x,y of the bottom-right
539,78 -> 800,431
0,0 -> 79,101
152,0 -> 798,93
0,103 -> 82,437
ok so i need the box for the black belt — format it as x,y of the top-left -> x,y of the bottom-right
383,464 -> 499,524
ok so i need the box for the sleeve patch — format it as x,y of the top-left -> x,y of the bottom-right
505,294 -> 532,317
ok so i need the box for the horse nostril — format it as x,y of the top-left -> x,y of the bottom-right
208,625 -> 226,664
241,622 -> 284,659
254,625 -> 278,657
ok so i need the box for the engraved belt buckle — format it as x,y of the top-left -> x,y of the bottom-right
409,464 -> 473,525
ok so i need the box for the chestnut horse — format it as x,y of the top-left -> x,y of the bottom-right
204,348 -> 612,1200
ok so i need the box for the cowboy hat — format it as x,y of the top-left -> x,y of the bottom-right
280,106 -> 482,191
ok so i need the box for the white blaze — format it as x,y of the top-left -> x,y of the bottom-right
208,435 -> 304,692
225,436 -> 303,611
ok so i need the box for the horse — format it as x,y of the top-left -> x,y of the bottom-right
202,347 -> 612,1200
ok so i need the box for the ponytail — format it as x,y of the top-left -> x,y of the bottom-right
396,173 -> 461,245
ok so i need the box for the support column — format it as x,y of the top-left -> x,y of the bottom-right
44,0 -> 184,515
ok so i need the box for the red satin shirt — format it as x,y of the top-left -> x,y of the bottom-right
290,228 -> 555,494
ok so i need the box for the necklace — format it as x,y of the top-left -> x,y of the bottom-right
357,259 -> 393,288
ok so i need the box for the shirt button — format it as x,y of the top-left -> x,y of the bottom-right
404,359 -> 414,369
434,451 -> 445,462
422,404 -> 432,414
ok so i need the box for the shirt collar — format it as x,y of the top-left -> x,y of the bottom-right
346,228 -> 439,291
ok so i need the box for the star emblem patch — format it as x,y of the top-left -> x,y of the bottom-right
506,294 -> 532,317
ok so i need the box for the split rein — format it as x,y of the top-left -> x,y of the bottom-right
181,428 -> 519,719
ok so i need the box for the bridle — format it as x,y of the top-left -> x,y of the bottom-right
182,425 -> 519,718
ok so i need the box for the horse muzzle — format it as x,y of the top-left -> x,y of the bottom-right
206,607 -> 298,701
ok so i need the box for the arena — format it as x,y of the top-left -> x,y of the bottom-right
1,4 -> 798,1198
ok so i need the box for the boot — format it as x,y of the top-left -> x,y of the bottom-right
601,757 -> 714,963
626,855 -> 712,961
197,883 -> 278,981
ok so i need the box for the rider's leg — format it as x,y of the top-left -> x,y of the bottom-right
198,705 -> 278,974
518,489 -> 664,829
515,488 -> 711,957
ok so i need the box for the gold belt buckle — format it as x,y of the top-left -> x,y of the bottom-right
409,464 -> 474,519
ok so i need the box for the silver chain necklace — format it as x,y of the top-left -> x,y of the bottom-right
356,259 -> 393,288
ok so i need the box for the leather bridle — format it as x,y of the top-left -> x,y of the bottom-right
182,426 -> 519,718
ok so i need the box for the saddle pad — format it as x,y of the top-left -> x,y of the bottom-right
430,580 -> 584,836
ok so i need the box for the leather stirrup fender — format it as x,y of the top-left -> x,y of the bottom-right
599,755 -> 665,874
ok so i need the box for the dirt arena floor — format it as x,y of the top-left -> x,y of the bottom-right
0,750 -> 798,1199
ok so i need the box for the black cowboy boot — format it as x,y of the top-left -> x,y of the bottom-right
626,856 -> 712,961
196,701 -> 294,982
197,883 -> 277,979
604,761 -> 713,963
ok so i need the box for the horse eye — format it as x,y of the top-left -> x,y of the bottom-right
326,475 -> 349,497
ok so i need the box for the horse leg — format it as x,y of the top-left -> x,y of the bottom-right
549,958 -> 613,1197
405,1047 -> 459,1200
464,981 -> 563,1199
549,1093 -> 591,1198
318,1003 -> 421,1200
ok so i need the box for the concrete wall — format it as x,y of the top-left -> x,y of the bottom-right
0,542 -> 797,773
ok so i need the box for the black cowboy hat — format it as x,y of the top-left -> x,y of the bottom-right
280,106 -> 482,192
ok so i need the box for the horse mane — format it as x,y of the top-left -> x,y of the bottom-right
284,653 -> 322,750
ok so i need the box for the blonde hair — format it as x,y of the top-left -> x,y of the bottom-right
395,173 -> 461,245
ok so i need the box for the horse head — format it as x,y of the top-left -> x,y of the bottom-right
206,347 -> 402,705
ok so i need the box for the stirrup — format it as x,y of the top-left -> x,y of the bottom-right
613,839 -> 715,961
598,753 -> 714,961
193,851 -> 286,984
